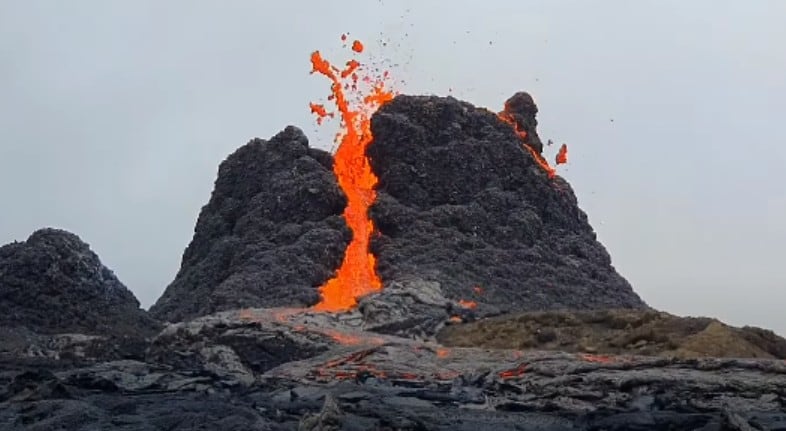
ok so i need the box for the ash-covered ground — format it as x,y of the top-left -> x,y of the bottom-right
2,93 -> 785,430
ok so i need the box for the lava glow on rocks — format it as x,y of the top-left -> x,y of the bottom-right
309,36 -> 394,312
497,101 -> 567,178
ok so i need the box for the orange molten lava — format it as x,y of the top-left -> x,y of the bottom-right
327,331 -> 363,346
436,348 -> 451,358
580,353 -> 615,364
309,103 -> 333,125
497,106 -> 557,178
309,39 -> 395,312
556,143 -> 568,165
458,299 -> 477,309
499,363 -> 527,379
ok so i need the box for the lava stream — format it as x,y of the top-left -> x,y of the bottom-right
309,39 -> 394,312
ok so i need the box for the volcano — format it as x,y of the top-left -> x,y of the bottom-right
150,92 -> 645,323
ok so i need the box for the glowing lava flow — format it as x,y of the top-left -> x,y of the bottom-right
310,38 -> 394,312
497,102 -> 561,178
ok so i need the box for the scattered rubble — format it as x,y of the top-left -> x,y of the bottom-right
2,308 -> 785,430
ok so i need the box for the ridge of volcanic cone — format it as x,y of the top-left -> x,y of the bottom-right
365,93 -> 647,316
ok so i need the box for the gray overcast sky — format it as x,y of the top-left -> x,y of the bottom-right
2,1 -> 784,336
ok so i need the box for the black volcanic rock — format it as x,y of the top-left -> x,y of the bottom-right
149,126 -> 350,322
1,309 -> 784,430
367,94 -> 647,315
501,91 -> 544,153
0,228 -> 159,337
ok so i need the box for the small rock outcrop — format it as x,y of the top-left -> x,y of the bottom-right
0,228 -> 159,337
368,94 -> 647,315
500,91 -> 545,153
149,126 -> 350,322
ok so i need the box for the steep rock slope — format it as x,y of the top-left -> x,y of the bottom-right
367,94 -> 647,314
150,126 -> 350,322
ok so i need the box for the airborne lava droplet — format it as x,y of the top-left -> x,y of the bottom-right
340,59 -> 360,79
309,38 -> 394,312
556,143 -> 568,165
309,102 -> 333,125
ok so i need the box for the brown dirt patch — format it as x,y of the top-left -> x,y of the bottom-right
436,309 -> 786,359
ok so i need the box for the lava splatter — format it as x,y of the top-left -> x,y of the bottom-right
556,143 -> 568,165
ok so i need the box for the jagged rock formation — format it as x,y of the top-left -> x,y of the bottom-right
368,94 -> 647,315
0,228 -> 159,338
501,91 -> 545,153
149,126 -> 350,322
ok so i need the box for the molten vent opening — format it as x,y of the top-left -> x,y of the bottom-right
309,37 -> 394,312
